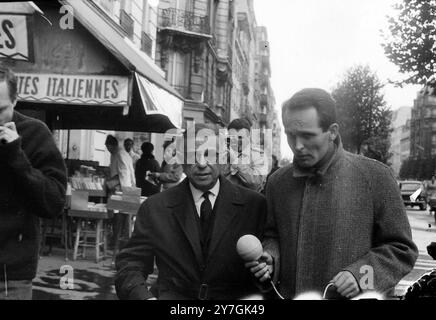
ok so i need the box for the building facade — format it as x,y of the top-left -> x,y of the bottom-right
401,119 -> 411,164
410,86 -> 436,159
389,106 -> 411,177
154,0 -> 281,161
155,0 -> 233,127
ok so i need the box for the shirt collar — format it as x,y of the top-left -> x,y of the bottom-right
189,179 -> 220,202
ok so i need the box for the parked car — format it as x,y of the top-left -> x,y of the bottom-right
398,180 -> 427,210
426,184 -> 436,213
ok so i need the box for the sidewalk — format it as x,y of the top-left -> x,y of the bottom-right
33,247 -> 118,300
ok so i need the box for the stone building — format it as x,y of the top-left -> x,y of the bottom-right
410,85 -> 436,159
389,106 -> 411,177
155,0 -> 234,126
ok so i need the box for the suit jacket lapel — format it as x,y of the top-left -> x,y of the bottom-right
170,180 -> 204,268
206,177 -> 242,263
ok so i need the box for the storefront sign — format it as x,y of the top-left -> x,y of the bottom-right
0,14 -> 33,61
16,73 -> 130,106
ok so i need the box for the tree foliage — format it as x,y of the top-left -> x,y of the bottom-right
382,0 -> 436,85
332,65 -> 393,164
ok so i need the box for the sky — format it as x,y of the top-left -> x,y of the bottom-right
253,0 -> 421,159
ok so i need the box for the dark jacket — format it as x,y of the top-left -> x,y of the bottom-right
115,176 -> 267,300
264,137 -> 418,298
0,111 -> 67,280
135,155 -> 160,196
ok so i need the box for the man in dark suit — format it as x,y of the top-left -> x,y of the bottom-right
115,123 -> 267,300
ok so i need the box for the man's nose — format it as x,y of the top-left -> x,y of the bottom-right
196,153 -> 208,167
294,137 -> 305,151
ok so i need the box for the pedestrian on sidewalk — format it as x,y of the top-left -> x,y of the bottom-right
0,67 -> 67,300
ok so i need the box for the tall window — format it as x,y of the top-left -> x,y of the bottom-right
168,51 -> 190,97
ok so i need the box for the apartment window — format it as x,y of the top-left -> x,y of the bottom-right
168,52 -> 190,98
120,8 -> 134,39
141,32 -> 153,56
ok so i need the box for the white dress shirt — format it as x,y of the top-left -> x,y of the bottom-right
189,179 -> 220,217
109,147 -> 136,187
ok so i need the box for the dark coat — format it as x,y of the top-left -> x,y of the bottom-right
115,176 -> 267,300
264,139 -> 418,298
0,111 -> 67,280
135,155 -> 160,196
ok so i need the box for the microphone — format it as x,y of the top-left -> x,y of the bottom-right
236,235 -> 284,299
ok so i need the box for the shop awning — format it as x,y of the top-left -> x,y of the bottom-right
135,73 -> 183,130
23,71 -> 179,133
59,0 -> 183,129
0,2 -> 42,14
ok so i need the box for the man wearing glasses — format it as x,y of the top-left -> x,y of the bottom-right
0,67 -> 67,299
115,123 -> 267,300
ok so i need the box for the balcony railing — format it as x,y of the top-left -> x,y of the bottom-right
159,8 -> 210,35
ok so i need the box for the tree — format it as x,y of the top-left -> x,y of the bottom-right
332,65 -> 393,164
382,0 -> 436,85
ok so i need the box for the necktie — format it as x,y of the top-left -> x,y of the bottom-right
200,191 -> 213,257
200,191 -> 213,234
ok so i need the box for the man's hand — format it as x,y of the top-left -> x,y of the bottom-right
331,271 -> 361,299
0,122 -> 19,144
148,172 -> 160,179
244,251 -> 274,283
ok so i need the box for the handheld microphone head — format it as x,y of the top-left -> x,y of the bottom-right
236,234 -> 263,261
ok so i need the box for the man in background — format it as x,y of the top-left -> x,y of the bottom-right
105,135 -> 136,253
124,138 -> 140,168
105,135 -> 136,190
0,67 -> 67,299
224,118 -> 268,192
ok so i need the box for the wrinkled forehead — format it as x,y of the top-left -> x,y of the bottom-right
283,106 -> 322,132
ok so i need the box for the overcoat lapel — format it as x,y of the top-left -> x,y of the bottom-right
206,177 -> 243,263
170,180 -> 204,267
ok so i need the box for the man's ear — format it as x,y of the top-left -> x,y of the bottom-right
328,123 -> 339,142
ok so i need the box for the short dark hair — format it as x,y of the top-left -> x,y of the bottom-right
282,88 -> 337,131
0,67 -> 18,102
124,138 -> 133,145
105,135 -> 118,146
228,118 -> 251,131
141,142 -> 154,154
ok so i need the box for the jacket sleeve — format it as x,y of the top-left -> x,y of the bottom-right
115,201 -> 155,300
262,179 -> 280,284
343,166 -> 418,294
0,124 -> 66,219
